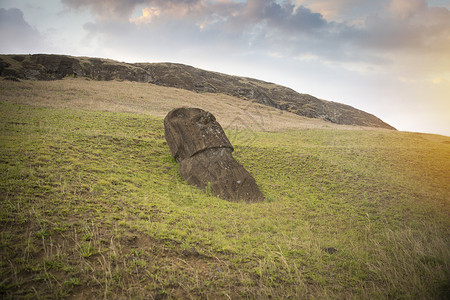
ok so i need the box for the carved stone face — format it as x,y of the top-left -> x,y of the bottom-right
164,107 -> 264,202
164,107 -> 233,162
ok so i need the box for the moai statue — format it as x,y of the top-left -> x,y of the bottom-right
164,107 -> 264,202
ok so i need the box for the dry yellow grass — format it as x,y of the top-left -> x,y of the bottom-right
0,77 -> 392,133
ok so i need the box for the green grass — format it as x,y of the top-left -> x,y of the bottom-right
1,93 -> 449,298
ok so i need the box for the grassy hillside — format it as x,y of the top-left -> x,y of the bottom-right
0,78 -> 449,299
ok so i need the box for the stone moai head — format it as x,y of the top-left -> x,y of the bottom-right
164,107 -> 233,162
164,107 -> 264,202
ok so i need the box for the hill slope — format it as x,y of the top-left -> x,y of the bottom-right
0,54 -> 395,129
0,78 -> 449,299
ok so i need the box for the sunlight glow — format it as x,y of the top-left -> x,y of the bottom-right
129,7 -> 160,24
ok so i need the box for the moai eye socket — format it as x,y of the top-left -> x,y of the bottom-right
166,108 -> 185,120
193,112 -> 216,125
175,110 -> 187,119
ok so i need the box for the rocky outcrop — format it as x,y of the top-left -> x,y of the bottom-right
81,58 -> 151,82
0,54 -> 153,82
0,54 -> 84,80
0,54 -> 396,130
164,107 -> 264,202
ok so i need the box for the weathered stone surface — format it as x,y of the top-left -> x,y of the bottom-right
164,107 -> 233,162
35,54 -> 82,79
179,148 -> 264,202
164,107 -> 264,202
83,58 -> 151,82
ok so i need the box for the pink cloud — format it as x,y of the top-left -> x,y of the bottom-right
387,0 -> 427,19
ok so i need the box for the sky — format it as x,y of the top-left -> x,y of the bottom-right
0,0 -> 449,136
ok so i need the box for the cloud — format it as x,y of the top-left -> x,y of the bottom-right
130,7 -> 161,24
61,0 -> 450,78
61,0 -> 148,20
0,7 -> 44,53
61,0 -> 208,20
357,1 -> 450,76
242,0 -> 327,32
62,0 -> 329,33
295,0 -> 378,22
387,0 -> 427,19
68,0 -> 335,62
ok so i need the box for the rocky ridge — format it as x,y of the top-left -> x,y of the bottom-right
0,54 -> 395,130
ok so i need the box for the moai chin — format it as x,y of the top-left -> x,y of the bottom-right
164,107 -> 264,202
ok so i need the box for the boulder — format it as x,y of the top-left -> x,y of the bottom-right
164,107 -> 264,202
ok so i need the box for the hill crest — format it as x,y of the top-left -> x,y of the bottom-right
0,54 -> 395,130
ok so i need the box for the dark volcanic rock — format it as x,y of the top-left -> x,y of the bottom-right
34,54 -> 84,79
164,107 -> 264,202
0,54 -> 151,81
3,76 -> 20,82
12,55 -> 25,62
0,58 -> 20,78
82,58 -> 151,82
